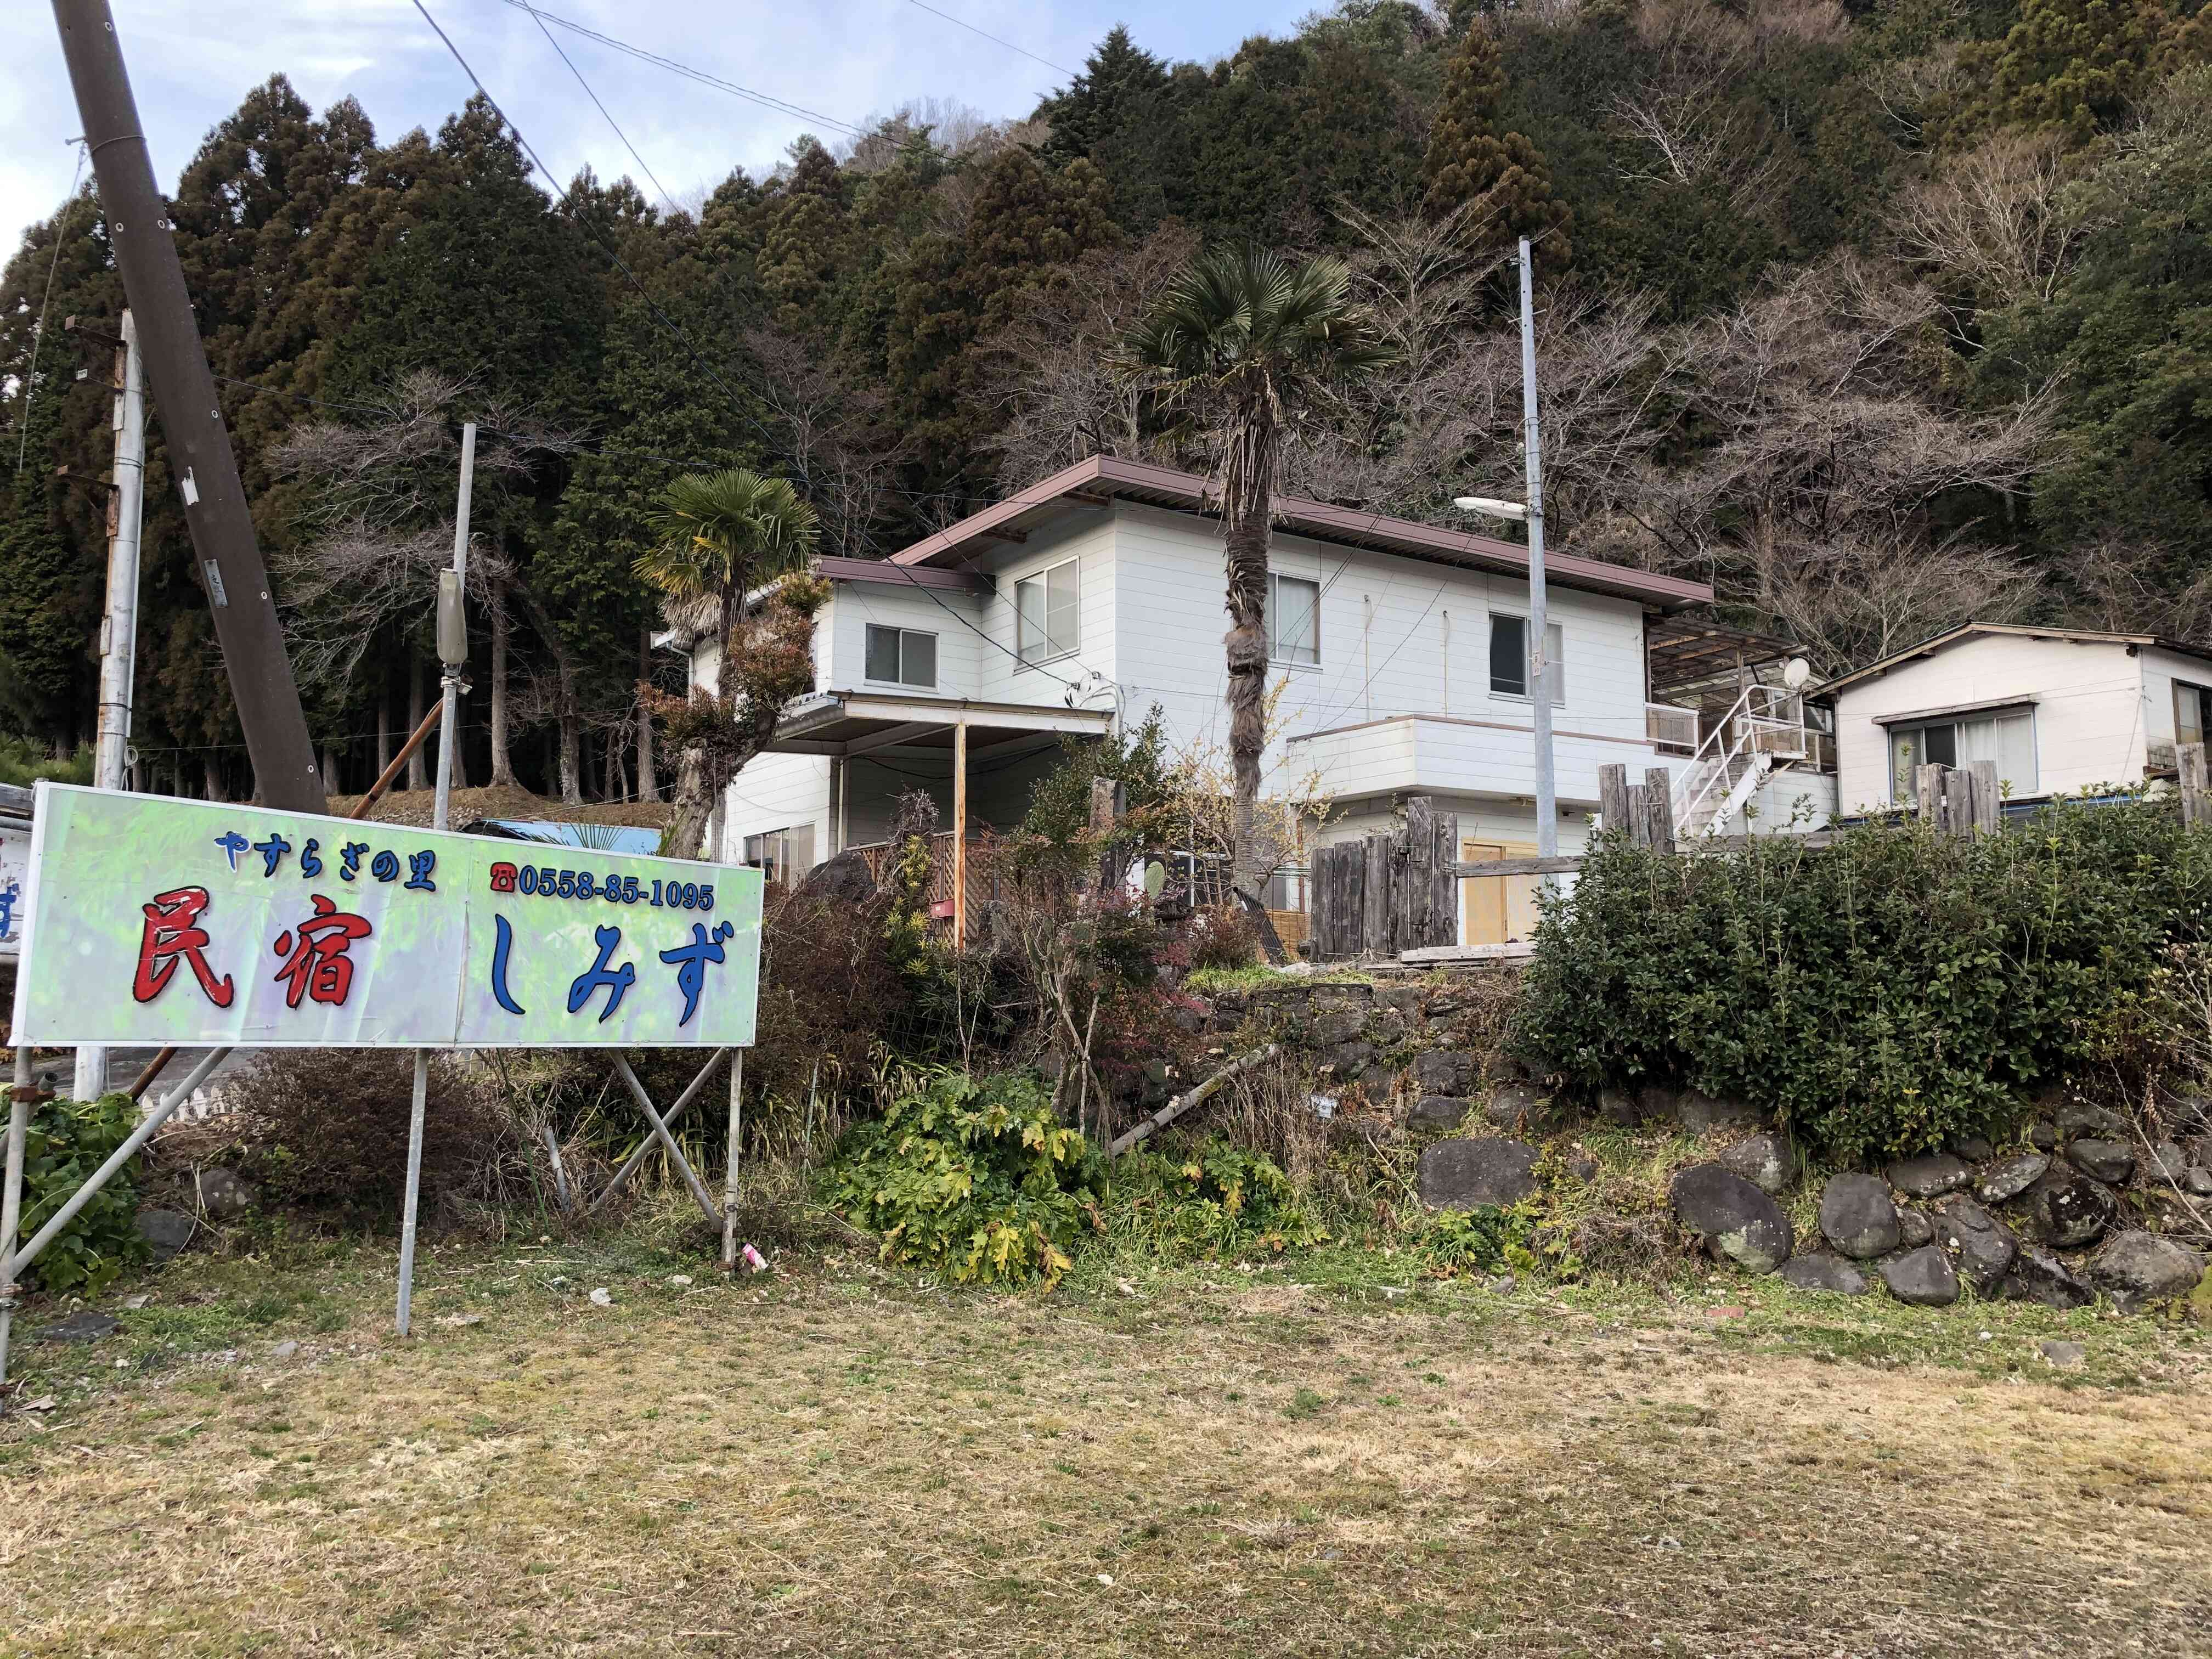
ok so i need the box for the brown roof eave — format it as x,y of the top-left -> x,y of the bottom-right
888,454 -> 1713,611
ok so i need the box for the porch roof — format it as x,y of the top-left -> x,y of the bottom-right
765,690 -> 1111,759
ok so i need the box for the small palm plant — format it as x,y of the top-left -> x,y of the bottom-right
634,468 -> 821,858
1123,248 -> 1397,898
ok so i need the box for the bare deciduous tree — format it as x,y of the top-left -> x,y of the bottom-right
1887,130 -> 2087,316
746,327 -> 911,558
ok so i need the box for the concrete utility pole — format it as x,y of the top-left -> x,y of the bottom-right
50,1 -> 325,814
76,307 -> 145,1102
1517,237 -> 1557,861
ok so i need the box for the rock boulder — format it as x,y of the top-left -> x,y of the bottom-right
2066,1138 -> 2135,1186
136,1208 -> 195,1262
2004,1243 -> 2095,1310
1977,1153 -> 2049,1205
1778,1254 -> 1869,1296
1407,1095 -> 1469,1133
1886,1154 -> 1971,1199
1677,1089 -> 1758,1135
1933,1197 -> 2018,1294
1418,1137 -> 1541,1211
1718,1131 -> 1793,1196
2087,1231 -> 2208,1310
1819,1173 -> 1901,1260
1410,1050 -> 1475,1097
1670,1164 -> 1793,1274
2028,1170 -> 2118,1249
1881,1245 -> 1960,1307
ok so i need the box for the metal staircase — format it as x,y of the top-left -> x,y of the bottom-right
1669,684 -> 1812,839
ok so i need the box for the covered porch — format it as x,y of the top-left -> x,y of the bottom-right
753,690 -> 1113,935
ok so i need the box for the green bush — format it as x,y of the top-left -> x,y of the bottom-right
0,737 -> 92,790
1417,1204 -> 1554,1279
1110,1136 -> 1325,1259
14,1090 -> 146,1296
1515,799 -> 2212,1162
827,1067 -> 1105,1287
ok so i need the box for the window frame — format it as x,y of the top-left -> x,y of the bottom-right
1887,708 -> 2038,803
1267,571 -> 1321,668
1487,612 -> 1565,704
1015,557 -> 1080,668
863,623 -> 938,689
2175,679 -> 2212,751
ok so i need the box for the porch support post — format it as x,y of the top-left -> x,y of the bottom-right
952,720 -> 968,946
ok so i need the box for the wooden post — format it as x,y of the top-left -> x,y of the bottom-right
1089,776 -> 1123,894
2181,742 -> 2208,829
1399,798 -> 1433,952
721,1050 -> 743,1273
1915,763 -> 1943,827
1363,832 -> 1391,958
1943,766 -> 1973,839
1307,841 -> 1324,958
1643,766 -> 1675,854
1969,759 -> 2000,836
1430,810 -> 1458,949
1598,763 -> 1630,837
952,720 -> 968,946
1623,781 -> 1649,847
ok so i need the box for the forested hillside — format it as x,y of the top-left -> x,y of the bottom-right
2,0 -> 2208,802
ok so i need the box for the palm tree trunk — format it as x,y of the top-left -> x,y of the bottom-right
1222,472 -> 1272,900
663,746 -> 715,860
489,575 -> 516,788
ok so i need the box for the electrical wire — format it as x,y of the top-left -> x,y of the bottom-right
903,0 -> 1078,78
488,0 -> 865,136
12,140 -> 87,477
518,0 -> 680,213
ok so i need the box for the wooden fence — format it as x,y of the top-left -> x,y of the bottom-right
1307,797 -> 1460,958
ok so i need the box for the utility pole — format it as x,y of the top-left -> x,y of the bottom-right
396,422 -> 473,1337
75,307 -> 145,1101
50,1 -> 325,814
1517,237 -> 1557,862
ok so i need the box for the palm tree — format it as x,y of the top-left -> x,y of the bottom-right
1123,247 -> 1397,900
635,467 -> 820,857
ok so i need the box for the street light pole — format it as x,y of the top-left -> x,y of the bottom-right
1455,238 -> 1557,860
1516,237 -> 1557,861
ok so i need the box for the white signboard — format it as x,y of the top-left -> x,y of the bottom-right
10,783 -> 761,1048
0,816 -> 27,963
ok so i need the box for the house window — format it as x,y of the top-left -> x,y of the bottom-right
1488,614 -> 1565,703
2175,680 -> 2212,750
1888,710 -> 2036,802
1016,558 -> 1079,665
864,624 -> 936,689
1268,572 -> 1319,666
742,825 -> 814,885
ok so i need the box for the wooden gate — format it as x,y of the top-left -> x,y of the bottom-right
1307,797 -> 1460,960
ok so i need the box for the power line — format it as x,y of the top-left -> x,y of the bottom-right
488,0 -> 865,137
518,1 -> 680,213
12,140 -> 87,477
903,0 -> 1078,79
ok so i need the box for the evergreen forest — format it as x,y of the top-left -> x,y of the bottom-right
3,0 -> 2210,802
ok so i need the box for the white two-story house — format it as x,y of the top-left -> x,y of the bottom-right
685,455 -> 1823,944
1820,622 -> 2212,814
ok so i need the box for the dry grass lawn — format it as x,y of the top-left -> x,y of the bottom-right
3,1232 -> 2210,1658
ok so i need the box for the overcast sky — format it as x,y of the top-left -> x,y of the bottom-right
5,0 -> 1301,258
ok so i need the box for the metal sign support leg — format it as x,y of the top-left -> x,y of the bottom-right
0,1046 -> 32,1407
608,1052 -> 722,1228
0,1045 -> 227,1404
588,1049 -> 728,1216
721,1049 -> 743,1272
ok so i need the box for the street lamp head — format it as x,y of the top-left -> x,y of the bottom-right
1453,496 -> 1529,523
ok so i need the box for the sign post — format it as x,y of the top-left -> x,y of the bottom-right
0,783 -> 761,1370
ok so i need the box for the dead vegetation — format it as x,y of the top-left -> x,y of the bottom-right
3,1239 -> 2207,1658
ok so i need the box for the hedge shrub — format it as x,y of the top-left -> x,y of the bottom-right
1514,799 -> 2212,1161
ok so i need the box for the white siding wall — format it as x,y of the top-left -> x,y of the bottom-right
716,752 -> 832,863
1833,635 -> 2151,812
1103,504 -> 1656,802
823,580 -> 987,697
2137,645 -> 2212,772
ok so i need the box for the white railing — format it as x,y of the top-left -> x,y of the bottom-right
1646,702 -> 1699,754
1672,685 -> 1809,835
